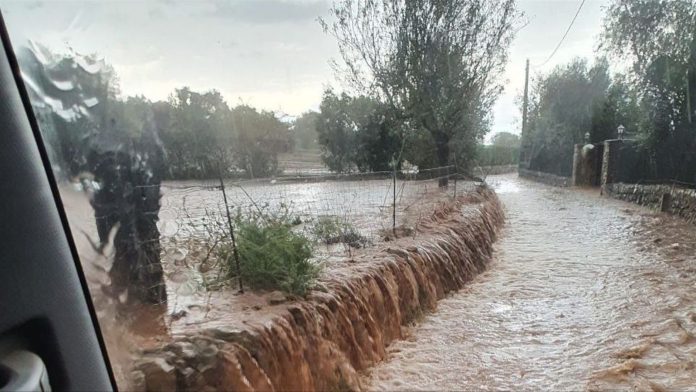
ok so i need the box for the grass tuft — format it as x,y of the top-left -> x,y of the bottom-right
312,216 -> 368,248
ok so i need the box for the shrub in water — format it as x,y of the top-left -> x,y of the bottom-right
312,216 -> 368,248
223,212 -> 319,296
312,216 -> 343,243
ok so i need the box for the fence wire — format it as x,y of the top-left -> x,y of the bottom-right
151,165 -> 484,314
158,165 -> 477,256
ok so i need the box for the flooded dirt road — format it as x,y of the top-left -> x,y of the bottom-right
365,174 -> 696,391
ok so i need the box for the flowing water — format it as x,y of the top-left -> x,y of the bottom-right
365,174 -> 696,391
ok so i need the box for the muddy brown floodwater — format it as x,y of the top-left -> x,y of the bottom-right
365,173 -> 696,391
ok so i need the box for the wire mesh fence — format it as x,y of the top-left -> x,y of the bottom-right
157,165 -> 477,256
149,165 -> 483,314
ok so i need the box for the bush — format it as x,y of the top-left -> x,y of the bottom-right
312,216 -> 368,248
475,144 -> 519,166
221,211 -> 319,296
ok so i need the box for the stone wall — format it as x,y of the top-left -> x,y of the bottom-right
605,183 -> 696,224
518,168 -> 571,187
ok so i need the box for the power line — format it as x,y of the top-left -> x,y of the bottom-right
532,0 -> 587,68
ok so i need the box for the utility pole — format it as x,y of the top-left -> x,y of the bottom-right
218,170 -> 244,294
522,58 -> 530,136
521,58 -> 530,165
687,68 -> 692,124
392,165 -> 396,236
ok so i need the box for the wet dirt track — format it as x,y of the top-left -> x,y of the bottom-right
365,174 -> 696,391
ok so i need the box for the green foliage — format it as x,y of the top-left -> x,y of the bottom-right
160,88 -> 235,178
518,0 -> 696,182
223,210 -> 319,296
475,145 -> 519,167
316,90 -> 359,173
230,105 -> 290,178
292,111 -> 321,150
311,216 -> 368,248
491,132 -> 520,148
521,58 -> 613,176
316,88 -> 411,173
601,0 -> 696,181
160,90 -> 290,179
602,0 -> 695,74
471,132 -> 520,168
311,216 -> 343,243
354,104 -> 404,172
322,0 -> 521,172
402,128 -> 439,169
589,75 -> 642,143
316,89 -> 403,173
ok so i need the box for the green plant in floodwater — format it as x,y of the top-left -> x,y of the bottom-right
312,216 -> 342,243
218,207 -> 319,296
312,216 -> 368,249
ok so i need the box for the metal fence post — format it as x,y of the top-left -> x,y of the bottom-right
218,171 -> 244,293
392,165 -> 397,236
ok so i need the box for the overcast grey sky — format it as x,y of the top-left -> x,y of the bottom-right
0,0 -> 609,137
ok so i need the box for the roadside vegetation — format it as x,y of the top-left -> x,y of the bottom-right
521,0 -> 696,182
312,216 -> 369,249
211,205 -> 319,297
476,132 -> 520,167
229,217 -> 318,296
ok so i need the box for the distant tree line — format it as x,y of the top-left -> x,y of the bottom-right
313,90 -> 521,173
521,58 -> 617,176
20,45 -> 295,180
522,0 -> 696,181
314,90 -> 402,173
477,132 -> 520,167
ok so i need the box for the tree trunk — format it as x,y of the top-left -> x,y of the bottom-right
435,135 -> 449,187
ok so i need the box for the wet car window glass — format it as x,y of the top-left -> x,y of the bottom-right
2,0 -> 696,390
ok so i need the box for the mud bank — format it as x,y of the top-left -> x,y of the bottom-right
135,185 -> 504,391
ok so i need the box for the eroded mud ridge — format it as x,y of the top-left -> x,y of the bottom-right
135,185 -> 504,391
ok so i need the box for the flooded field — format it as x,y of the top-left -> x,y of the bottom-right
365,174 -> 696,391
158,176 -> 461,242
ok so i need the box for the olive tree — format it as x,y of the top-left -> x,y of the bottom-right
321,0 -> 521,185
